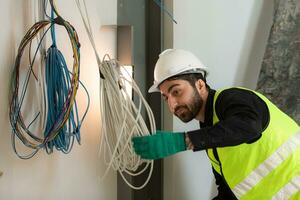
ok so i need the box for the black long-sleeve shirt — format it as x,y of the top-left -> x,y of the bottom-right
187,88 -> 270,200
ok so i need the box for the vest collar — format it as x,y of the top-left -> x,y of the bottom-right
200,88 -> 216,128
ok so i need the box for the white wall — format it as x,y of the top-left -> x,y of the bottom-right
0,0 -> 117,199
163,0 -> 273,200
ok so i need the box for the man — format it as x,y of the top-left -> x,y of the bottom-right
132,49 -> 300,199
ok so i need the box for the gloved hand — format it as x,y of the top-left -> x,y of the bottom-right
132,130 -> 186,160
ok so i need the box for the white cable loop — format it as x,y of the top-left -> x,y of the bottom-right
75,0 -> 156,190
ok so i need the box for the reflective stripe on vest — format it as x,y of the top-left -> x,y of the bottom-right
209,88 -> 300,199
233,131 -> 300,198
272,174 -> 300,200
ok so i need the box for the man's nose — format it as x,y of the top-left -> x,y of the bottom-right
168,97 -> 178,113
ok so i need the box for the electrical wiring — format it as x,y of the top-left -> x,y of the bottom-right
9,0 -> 90,159
75,0 -> 156,190
44,6 -> 79,154
153,0 -> 177,24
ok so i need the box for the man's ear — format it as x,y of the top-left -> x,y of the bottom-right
195,79 -> 206,94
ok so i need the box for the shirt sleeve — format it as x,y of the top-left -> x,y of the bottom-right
187,88 -> 270,150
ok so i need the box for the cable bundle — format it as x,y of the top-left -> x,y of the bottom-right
9,0 -> 89,159
75,0 -> 156,189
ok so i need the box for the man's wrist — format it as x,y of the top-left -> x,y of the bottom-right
185,132 -> 194,150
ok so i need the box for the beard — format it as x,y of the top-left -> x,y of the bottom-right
174,88 -> 203,123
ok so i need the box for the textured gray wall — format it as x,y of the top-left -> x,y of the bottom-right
257,0 -> 300,124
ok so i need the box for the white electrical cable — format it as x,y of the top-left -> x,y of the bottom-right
99,58 -> 155,189
75,0 -> 156,190
36,0 -> 48,136
34,0 -> 48,137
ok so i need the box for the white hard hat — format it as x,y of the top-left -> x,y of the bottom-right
148,49 -> 208,93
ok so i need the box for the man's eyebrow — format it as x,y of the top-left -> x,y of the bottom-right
167,83 -> 180,93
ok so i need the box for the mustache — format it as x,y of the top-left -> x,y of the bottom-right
174,105 -> 188,113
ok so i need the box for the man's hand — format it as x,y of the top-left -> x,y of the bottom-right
185,133 -> 194,150
132,130 -> 186,160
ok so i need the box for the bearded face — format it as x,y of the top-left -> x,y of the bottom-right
160,79 -> 204,123
174,87 -> 203,122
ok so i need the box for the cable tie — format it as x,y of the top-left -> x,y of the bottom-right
54,16 -> 65,26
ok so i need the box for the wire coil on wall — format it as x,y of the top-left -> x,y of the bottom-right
99,57 -> 155,190
75,0 -> 156,190
9,0 -> 89,159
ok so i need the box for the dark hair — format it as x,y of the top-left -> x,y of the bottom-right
165,72 -> 210,89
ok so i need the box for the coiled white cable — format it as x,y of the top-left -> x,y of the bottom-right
35,0 -> 48,137
75,0 -> 156,190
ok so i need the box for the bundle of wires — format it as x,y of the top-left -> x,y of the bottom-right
9,0 -> 89,159
75,0 -> 156,190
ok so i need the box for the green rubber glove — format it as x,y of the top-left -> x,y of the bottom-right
132,130 -> 186,160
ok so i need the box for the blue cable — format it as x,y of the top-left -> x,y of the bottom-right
44,8 -> 89,154
152,0 -> 177,24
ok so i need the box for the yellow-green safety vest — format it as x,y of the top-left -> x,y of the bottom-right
207,88 -> 300,199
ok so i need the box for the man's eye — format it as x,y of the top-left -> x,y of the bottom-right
172,90 -> 180,96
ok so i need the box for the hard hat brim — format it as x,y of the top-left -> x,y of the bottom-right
148,82 -> 160,93
148,69 -> 207,93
